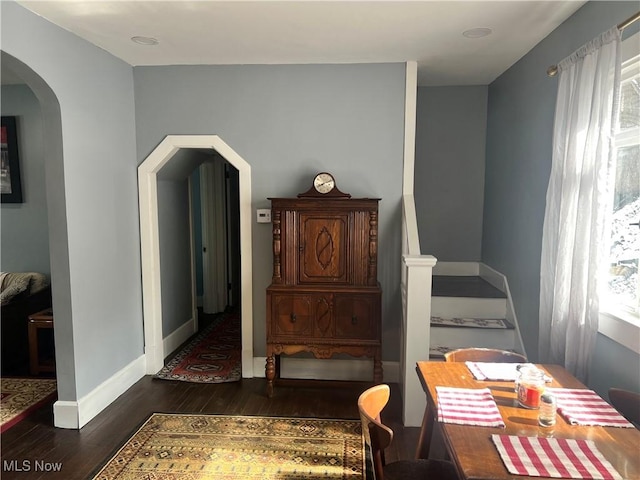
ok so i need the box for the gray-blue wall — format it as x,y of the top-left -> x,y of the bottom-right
158,178 -> 193,336
133,64 -> 407,359
1,84 -> 50,276
1,2 -> 141,402
415,86 -> 488,261
483,1 -> 639,394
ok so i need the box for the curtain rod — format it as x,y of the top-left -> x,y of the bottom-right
546,11 -> 640,77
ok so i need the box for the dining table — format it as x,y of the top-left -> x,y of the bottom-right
415,361 -> 640,480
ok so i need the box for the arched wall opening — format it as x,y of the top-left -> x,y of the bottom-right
138,135 -> 253,377
0,52 -> 76,409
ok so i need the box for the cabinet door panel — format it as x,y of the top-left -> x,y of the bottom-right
334,295 -> 376,339
299,214 -> 348,284
272,295 -> 313,336
314,295 -> 333,337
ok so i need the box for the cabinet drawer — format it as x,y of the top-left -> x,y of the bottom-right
334,295 -> 378,340
271,295 -> 313,336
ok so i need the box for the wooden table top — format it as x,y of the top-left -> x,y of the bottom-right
416,361 -> 640,480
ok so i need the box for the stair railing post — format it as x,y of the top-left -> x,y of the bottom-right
401,254 -> 437,427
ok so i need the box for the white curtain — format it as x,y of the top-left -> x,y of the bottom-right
200,160 -> 228,314
539,27 -> 621,382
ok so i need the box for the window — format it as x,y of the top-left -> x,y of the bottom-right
600,31 -> 640,337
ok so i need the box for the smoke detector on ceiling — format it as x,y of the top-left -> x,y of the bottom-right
462,28 -> 493,39
131,36 -> 159,46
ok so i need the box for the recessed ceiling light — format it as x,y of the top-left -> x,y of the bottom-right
131,36 -> 159,46
462,28 -> 492,39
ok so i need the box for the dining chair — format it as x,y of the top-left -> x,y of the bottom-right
608,388 -> 640,427
358,384 -> 457,480
443,347 -> 527,363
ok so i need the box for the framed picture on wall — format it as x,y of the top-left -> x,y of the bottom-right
1,116 -> 23,203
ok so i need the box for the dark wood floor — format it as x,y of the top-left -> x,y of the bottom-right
1,377 -> 423,479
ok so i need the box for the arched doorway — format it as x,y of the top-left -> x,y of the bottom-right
0,52 -> 79,428
138,135 -> 253,377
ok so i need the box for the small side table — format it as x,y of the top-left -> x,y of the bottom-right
27,308 -> 55,375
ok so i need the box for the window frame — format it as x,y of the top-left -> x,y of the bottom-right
598,30 -> 640,353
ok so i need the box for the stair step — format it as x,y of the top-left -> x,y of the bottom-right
431,316 -> 514,329
429,345 -> 452,360
429,345 -> 523,361
431,325 -> 518,352
432,275 -> 506,298
432,297 -> 507,319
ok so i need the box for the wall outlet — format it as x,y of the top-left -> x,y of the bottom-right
256,209 -> 271,223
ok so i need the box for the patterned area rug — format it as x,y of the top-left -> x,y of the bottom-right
92,413 -> 366,480
431,316 -> 510,329
1,377 -> 57,432
155,313 -> 241,383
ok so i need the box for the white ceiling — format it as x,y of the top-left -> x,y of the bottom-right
13,1 -> 586,86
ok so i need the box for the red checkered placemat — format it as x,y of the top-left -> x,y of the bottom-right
436,386 -> 505,427
546,389 -> 635,428
492,434 -> 623,479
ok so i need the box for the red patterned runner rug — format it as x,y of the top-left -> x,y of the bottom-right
154,312 -> 241,383
92,413 -> 366,480
1,377 -> 57,432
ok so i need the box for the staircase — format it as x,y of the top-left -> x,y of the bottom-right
429,264 -> 526,360
400,196 -> 527,427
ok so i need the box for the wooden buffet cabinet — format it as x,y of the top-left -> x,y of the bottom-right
265,173 -> 382,396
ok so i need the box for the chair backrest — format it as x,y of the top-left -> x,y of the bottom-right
358,384 -> 394,480
608,388 -> 640,427
444,347 -> 527,363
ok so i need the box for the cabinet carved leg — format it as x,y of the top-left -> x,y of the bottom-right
265,354 -> 276,398
373,353 -> 383,383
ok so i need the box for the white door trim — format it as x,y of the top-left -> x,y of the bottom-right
138,135 -> 254,377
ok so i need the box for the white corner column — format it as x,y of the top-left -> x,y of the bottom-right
402,254 -> 437,427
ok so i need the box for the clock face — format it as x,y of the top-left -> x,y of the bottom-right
313,172 -> 335,194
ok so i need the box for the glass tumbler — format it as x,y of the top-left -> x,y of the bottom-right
517,367 -> 545,409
